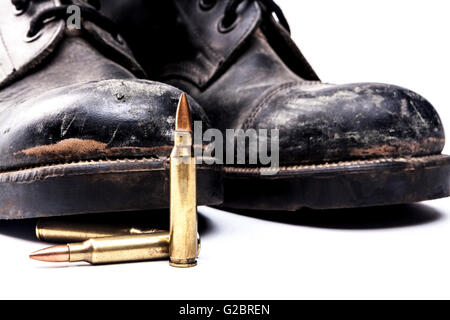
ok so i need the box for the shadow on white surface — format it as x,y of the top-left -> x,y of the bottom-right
223,203 -> 444,230
1,203 -> 443,244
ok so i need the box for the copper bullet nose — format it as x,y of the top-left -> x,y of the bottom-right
175,93 -> 193,132
29,245 -> 70,262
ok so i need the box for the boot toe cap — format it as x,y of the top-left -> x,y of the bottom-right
246,82 -> 445,165
0,79 -> 208,170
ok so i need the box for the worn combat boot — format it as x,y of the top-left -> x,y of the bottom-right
103,0 -> 450,210
0,0 -> 222,219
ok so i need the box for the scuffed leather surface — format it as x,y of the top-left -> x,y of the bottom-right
0,37 -> 135,108
248,83 -> 445,164
104,0 -> 446,165
0,79 -> 207,171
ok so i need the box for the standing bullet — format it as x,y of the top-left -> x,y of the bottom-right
30,232 -> 201,265
169,93 -> 199,268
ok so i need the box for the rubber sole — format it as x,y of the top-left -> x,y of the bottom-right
221,154 -> 450,211
0,158 -> 223,220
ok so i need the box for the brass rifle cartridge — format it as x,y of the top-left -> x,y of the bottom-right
30,232 -> 201,265
169,93 -> 199,268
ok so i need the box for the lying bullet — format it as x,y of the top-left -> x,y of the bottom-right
36,219 -> 163,243
170,93 -> 199,268
30,232 -> 201,265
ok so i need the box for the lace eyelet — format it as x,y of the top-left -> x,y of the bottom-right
12,5 -> 28,16
218,16 -> 239,33
12,0 -> 29,15
24,29 -> 43,43
199,0 -> 217,11
13,8 -> 25,16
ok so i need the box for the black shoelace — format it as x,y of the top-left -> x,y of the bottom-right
11,0 -> 119,39
222,0 -> 291,33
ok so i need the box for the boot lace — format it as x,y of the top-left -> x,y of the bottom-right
11,0 -> 119,40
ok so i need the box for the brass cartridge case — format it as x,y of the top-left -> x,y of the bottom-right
169,94 -> 198,268
36,220 -> 161,243
170,132 -> 198,267
70,232 -> 170,264
68,232 -> 200,265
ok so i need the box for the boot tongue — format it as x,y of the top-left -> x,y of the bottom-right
158,0 -> 318,87
162,0 -> 263,89
0,0 -> 145,89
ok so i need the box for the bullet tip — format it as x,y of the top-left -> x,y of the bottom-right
175,93 -> 193,132
29,245 -> 70,263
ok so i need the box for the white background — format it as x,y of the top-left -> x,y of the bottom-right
1,0 -> 450,299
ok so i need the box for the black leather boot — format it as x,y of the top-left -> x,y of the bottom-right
0,0 -> 222,219
103,0 -> 450,210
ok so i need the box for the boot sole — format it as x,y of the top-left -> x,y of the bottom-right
0,157 -> 223,219
221,154 -> 450,211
